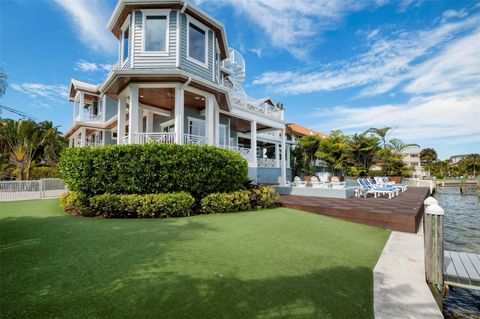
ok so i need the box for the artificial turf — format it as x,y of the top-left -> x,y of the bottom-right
0,199 -> 389,319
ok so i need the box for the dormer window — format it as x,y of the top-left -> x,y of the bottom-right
142,10 -> 169,54
187,18 -> 208,67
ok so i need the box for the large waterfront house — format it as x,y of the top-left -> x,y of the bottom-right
64,0 -> 292,184
401,148 -> 426,178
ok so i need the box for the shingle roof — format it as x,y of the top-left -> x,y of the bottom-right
286,123 -> 328,138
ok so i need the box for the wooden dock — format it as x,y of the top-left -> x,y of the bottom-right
444,250 -> 480,290
280,187 -> 430,233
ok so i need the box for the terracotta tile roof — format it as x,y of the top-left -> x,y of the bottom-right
286,123 -> 328,138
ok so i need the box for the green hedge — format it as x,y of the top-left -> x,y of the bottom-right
61,191 -> 194,218
248,185 -> 281,209
59,144 -> 248,199
89,192 -> 194,218
200,190 -> 251,214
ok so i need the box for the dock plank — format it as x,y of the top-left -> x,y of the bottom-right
459,252 -> 480,281
444,250 -> 480,290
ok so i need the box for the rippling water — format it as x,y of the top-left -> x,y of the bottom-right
434,187 -> 480,318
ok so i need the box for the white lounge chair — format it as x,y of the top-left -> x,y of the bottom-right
310,176 -> 326,188
293,176 -> 306,188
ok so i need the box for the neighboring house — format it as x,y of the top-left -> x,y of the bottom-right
449,154 -> 469,164
286,123 -> 328,143
64,0 -> 291,184
401,148 -> 426,178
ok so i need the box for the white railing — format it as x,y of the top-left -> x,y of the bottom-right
121,135 -> 129,145
219,145 -> 253,162
184,134 -> 207,146
0,178 -> 67,202
133,132 -> 176,145
87,112 -> 103,122
85,141 -> 102,147
257,158 -> 277,168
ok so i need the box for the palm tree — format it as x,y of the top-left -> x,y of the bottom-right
420,148 -> 438,176
387,138 -> 420,154
0,119 -> 45,180
367,127 -> 392,148
0,68 -> 7,97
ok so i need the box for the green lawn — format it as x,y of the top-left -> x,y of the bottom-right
0,199 -> 389,319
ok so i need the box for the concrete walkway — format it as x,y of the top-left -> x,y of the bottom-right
374,229 -> 444,318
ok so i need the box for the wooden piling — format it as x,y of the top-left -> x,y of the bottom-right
424,203 -> 445,308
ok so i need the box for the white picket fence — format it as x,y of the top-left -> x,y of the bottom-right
0,178 -> 67,202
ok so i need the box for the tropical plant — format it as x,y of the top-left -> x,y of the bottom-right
367,126 -> 392,148
0,119 -> 67,180
420,148 -> 438,176
376,148 -> 411,177
315,130 -> 351,176
349,132 -> 380,176
275,102 -> 285,110
387,138 -> 420,154
458,154 -> 479,178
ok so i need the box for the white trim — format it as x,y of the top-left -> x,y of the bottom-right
212,36 -> 216,81
176,10 -> 180,67
120,14 -> 131,67
186,15 -> 209,68
141,9 -> 170,55
161,119 -> 175,131
130,11 -> 135,68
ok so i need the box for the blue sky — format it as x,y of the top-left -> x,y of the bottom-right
1,0 -> 479,159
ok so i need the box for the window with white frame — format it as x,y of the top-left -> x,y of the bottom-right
143,11 -> 169,53
188,19 -> 207,65
219,125 -> 227,146
121,23 -> 129,63
188,118 -> 205,137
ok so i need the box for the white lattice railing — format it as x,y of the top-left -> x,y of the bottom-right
87,112 -> 103,122
133,132 -> 176,145
184,134 -> 207,146
219,145 -> 253,162
257,158 -> 277,168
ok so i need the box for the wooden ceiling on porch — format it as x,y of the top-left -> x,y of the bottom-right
139,88 -> 206,111
228,117 -> 268,133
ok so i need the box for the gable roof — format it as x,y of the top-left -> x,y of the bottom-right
286,123 -> 328,138
68,79 -> 101,101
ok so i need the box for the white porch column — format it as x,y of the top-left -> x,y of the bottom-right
117,95 -> 126,145
128,85 -> 139,144
275,143 -> 280,168
69,137 -> 74,148
79,92 -> 85,121
287,144 -> 291,168
138,108 -> 144,133
250,120 -> 257,166
73,97 -> 78,122
80,127 -> 86,147
214,105 -> 220,146
281,128 -> 287,185
174,86 -> 185,144
101,130 -> 106,146
205,95 -> 215,145
146,111 -> 154,133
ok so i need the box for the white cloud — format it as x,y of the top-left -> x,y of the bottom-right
195,0 -> 383,59
367,28 -> 380,40
310,93 -> 480,145
253,13 -> 480,96
53,0 -> 116,55
10,83 -> 69,100
75,60 -> 116,72
441,9 -> 468,22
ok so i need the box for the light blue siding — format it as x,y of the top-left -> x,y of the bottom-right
179,13 -> 214,82
105,96 -> 117,121
132,10 -> 177,69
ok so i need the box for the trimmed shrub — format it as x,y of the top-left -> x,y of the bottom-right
59,144 -> 248,200
89,192 -> 194,218
200,190 -> 251,214
249,185 -> 280,209
60,191 -> 92,216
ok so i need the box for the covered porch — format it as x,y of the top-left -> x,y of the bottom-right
113,82 -> 289,184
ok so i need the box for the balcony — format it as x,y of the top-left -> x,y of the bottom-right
75,112 -> 103,123
184,134 -> 207,146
